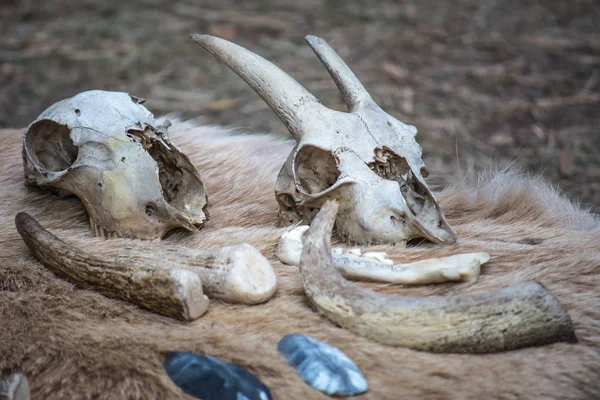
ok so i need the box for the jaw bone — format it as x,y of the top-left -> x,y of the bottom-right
277,225 -> 488,285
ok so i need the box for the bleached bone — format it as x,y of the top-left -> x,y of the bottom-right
299,200 -> 577,353
192,34 -> 456,246
277,225 -> 488,284
16,213 -> 277,320
22,90 -> 207,240
0,374 -> 30,400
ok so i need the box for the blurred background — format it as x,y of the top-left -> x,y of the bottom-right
1,0 -> 598,212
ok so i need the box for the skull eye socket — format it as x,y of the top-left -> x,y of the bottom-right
25,120 -> 79,172
294,145 -> 340,194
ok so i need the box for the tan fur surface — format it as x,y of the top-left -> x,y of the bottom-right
1,121 -> 599,399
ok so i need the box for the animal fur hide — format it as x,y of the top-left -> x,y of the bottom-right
1,121 -> 599,399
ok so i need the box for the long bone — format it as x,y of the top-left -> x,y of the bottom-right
299,200 -> 577,353
15,213 -> 277,320
277,225 -> 488,284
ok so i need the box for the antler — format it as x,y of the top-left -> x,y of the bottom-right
299,201 -> 577,353
15,213 -> 277,320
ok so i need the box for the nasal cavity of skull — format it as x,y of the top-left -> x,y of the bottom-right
148,145 -> 183,204
294,145 -> 340,194
145,202 -> 157,218
26,120 -> 78,172
368,148 -> 426,215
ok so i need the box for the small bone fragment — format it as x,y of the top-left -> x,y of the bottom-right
299,200 -> 577,353
336,252 -> 488,284
277,226 -> 487,284
15,213 -> 209,321
0,374 -> 30,400
276,225 -> 309,266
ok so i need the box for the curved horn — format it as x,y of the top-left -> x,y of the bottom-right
305,35 -> 372,112
300,200 -> 577,353
191,34 -> 323,141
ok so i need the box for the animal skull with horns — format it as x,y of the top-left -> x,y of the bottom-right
192,34 -> 456,246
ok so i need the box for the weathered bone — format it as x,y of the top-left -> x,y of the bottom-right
16,213 -> 277,320
16,213 -> 209,321
192,34 -> 456,246
299,200 -> 577,353
277,225 -> 487,284
22,90 -> 207,240
0,374 -> 30,400
337,252 -> 487,284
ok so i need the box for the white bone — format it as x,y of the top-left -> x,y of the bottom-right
332,247 -> 344,255
363,251 -> 393,265
276,227 -> 489,285
22,90 -> 207,240
335,252 -> 489,284
276,225 -> 310,266
348,248 -> 362,256
193,34 -> 456,246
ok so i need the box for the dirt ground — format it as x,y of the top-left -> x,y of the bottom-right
1,0 -> 598,212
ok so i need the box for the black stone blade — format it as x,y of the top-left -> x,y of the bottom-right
164,351 -> 272,400
278,334 -> 368,396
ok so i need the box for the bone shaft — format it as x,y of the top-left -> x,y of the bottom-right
115,247 -> 226,283
301,201 -> 577,353
112,246 -> 243,301
333,253 -> 486,284
15,213 -> 209,321
334,258 -> 459,284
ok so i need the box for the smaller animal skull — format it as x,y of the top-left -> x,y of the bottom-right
193,35 -> 456,245
23,90 -> 207,239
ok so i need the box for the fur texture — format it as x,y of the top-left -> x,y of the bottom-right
1,121 -> 599,399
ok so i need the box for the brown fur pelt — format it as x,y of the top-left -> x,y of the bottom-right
1,121 -> 599,399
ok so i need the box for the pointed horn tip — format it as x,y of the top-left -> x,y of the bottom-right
189,33 -> 204,42
190,34 -> 224,49
304,35 -> 325,46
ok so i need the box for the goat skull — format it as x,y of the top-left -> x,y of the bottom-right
192,34 -> 456,245
22,90 -> 207,240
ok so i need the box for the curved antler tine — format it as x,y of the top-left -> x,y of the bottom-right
191,34 -> 323,141
305,35 -> 372,112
